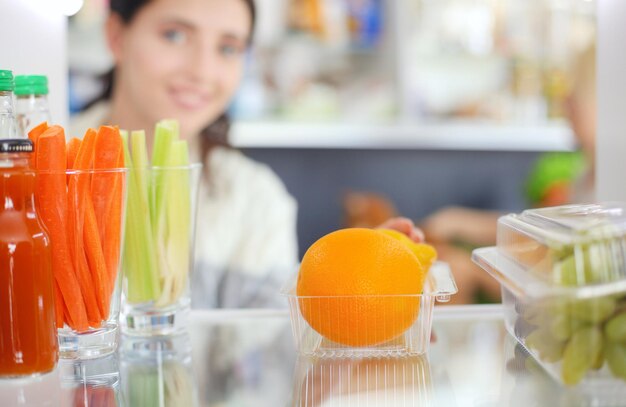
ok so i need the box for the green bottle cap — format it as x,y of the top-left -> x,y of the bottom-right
15,75 -> 48,96
0,70 -> 14,92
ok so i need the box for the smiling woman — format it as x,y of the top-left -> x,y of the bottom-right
86,0 -> 253,146
70,0 -> 302,309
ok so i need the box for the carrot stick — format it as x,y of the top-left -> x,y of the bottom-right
66,137 -> 81,170
27,121 -> 48,168
91,126 -> 123,241
63,300 -> 73,329
103,148 -> 125,298
36,125 -> 89,331
67,128 -> 102,327
53,281 -> 64,329
83,195 -> 109,318
73,129 -> 96,170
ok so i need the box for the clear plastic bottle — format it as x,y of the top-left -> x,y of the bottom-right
15,75 -> 51,136
0,69 -> 58,377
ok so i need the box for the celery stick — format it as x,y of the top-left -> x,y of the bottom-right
122,132 -> 160,303
152,120 -> 179,166
150,121 -> 178,243
159,119 -> 179,137
121,133 -> 145,302
169,141 -> 191,301
156,140 -> 190,307
130,130 -> 161,301
131,131 -> 150,199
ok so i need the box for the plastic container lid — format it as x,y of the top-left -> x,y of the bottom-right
474,203 -> 626,299
473,246 -> 626,301
14,75 -> 48,96
0,70 -> 14,92
501,203 -> 626,242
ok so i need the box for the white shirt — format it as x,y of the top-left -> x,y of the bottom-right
71,103 -> 299,308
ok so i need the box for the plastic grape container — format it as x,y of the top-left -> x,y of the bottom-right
283,262 -> 457,358
473,203 -> 626,390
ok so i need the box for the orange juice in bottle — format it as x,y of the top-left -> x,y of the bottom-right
0,69 -> 57,377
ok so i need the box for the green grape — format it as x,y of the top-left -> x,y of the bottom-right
554,242 -> 616,286
591,344 -> 604,370
583,242 -> 612,283
604,312 -> 626,343
523,304 -> 549,326
605,342 -> 626,381
546,298 -> 570,316
526,328 -> 565,363
569,297 -> 616,324
554,255 -> 581,286
561,326 -> 603,385
524,353 -> 544,375
548,244 -> 574,262
549,314 -> 570,341
549,313 -> 584,342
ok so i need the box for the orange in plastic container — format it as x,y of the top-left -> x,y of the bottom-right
297,228 -> 426,347
0,151 -> 58,377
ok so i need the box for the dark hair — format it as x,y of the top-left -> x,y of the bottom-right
90,0 -> 256,158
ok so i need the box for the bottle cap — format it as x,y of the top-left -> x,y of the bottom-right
15,75 -> 48,96
0,70 -> 14,92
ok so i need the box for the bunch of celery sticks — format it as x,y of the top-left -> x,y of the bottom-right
122,120 -> 193,308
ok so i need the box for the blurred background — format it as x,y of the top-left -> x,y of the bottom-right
67,0 -> 595,257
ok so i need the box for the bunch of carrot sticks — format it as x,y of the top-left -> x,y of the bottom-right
29,123 -> 124,331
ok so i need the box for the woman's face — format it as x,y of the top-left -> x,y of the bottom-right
109,0 -> 251,139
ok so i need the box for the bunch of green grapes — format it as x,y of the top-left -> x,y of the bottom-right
548,234 -> 626,286
514,232 -> 626,385
520,295 -> 626,385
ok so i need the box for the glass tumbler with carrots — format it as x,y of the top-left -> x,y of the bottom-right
29,123 -> 128,359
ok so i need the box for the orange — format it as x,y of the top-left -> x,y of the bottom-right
296,228 -> 426,347
378,229 -> 438,270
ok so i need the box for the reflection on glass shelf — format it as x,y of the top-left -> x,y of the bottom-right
500,335 -> 626,407
58,354 -> 121,407
120,334 -> 197,407
190,317 -> 295,406
0,370 -> 61,406
292,355 -> 433,406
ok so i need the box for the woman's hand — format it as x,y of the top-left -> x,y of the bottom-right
376,217 -> 424,243
420,206 -> 499,245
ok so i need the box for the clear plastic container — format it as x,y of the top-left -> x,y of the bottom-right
496,203 -> 626,286
283,262 -> 457,357
500,332 -> 626,407
473,204 -> 626,389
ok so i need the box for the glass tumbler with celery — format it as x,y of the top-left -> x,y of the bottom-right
121,120 -> 201,335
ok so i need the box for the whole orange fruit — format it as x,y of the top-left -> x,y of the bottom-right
296,228 -> 426,347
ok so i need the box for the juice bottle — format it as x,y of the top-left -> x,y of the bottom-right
15,75 -> 51,135
0,69 -> 57,377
